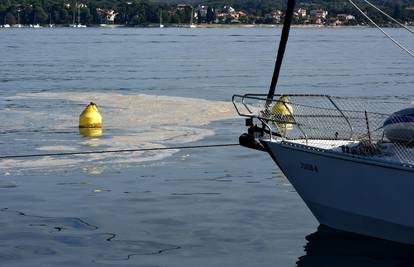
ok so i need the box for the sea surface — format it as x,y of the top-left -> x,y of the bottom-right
0,27 -> 414,266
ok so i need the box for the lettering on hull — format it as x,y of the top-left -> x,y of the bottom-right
300,162 -> 319,172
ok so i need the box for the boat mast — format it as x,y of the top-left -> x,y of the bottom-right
72,2 -> 76,25
77,3 -> 81,25
266,0 -> 296,101
190,7 -> 194,26
159,9 -> 163,26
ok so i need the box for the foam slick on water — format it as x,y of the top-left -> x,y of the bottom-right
0,92 -> 236,174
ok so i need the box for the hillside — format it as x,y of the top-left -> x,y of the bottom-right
1,0 -> 413,25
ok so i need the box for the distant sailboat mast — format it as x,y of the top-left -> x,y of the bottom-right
33,8 -> 36,25
17,9 -> 21,26
77,3 -> 81,26
49,11 -> 53,27
159,9 -> 164,28
70,2 -> 86,27
190,6 -> 196,28
72,2 -> 76,26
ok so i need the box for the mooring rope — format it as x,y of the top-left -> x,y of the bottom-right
349,0 -> 414,58
0,143 -> 240,160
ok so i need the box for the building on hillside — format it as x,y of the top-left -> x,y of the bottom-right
237,11 -> 247,18
223,5 -> 235,13
176,4 -> 191,11
65,3 -> 87,9
215,5 -> 243,23
265,10 -> 283,23
310,9 -> 328,19
296,8 -> 307,18
96,8 -> 118,24
195,5 -> 208,22
315,18 -> 322,24
331,19 -> 342,26
106,10 -> 117,23
337,14 -> 355,22
346,14 -> 355,21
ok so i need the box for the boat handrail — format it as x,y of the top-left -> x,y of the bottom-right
233,93 -> 414,166
232,93 -> 408,141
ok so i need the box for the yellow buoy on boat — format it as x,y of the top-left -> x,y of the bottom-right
79,102 -> 102,137
272,96 -> 292,115
272,96 -> 293,130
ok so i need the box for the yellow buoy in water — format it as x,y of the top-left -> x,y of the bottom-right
79,127 -> 102,137
79,102 -> 102,137
272,96 -> 293,131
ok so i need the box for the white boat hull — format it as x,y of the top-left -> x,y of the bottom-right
262,139 -> 414,244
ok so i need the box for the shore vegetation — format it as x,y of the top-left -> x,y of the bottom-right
0,0 -> 413,26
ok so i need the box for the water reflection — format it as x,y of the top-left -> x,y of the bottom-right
297,225 -> 414,267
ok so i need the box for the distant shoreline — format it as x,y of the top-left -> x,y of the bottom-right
89,23 -> 372,29
2,23 -> 404,29
177,24 -> 371,28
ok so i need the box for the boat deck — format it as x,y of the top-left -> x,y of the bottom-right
279,138 -> 414,168
288,139 -> 356,149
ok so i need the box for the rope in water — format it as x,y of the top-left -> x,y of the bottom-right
0,143 -> 240,160
349,0 -> 414,58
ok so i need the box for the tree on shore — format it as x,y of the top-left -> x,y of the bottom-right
206,6 -> 215,23
5,12 -> 16,24
33,4 -> 48,24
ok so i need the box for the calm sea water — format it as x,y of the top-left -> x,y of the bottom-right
0,27 -> 414,266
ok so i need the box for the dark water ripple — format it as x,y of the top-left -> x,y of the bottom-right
1,208 -> 99,230
298,225 -> 414,267
0,207 -> 183,264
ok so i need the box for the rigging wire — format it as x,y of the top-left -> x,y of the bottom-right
0,143 -> 240,160
361,0 -> 414,35
349,0 -> 414,58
